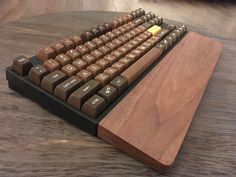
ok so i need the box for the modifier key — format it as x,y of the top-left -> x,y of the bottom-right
67,80 -> 101,110
81,94 -> 106,118
12,55 -> 33,75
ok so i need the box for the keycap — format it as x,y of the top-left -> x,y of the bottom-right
66,49 -> 81,61
54,76 -> 83,101
37,47 -> 56,61
61,38 -> 76,50
28,65 -> 49,85
84,41 -> 97,51
110,76 -> 128,94
82,54 -> 96,64
70,35 -> 82,46
51,42 -> 66,54
80,31 -> 94,42
41,70 -> 67,93
55,54 -> 72,66
86,64 -> 102,75
43,59 -> 60,72
12,55 -> 33,75
95,59 -> 110,69
95,73 -> 111,86
75,45 -> 89,56
72,59 -> 88,70
147,25 -> 161,36
76,69 -> 93,82
67,80 -> 101,109
98,85 -> 118,104
81,95 -> 106,118
61,64 -> 78,76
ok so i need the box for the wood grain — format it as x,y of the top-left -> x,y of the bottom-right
98,32 -> 223,171
1,0 -> 236,40
0,11 -> 236,177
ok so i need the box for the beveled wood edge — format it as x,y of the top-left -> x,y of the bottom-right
98,126 -> 171,172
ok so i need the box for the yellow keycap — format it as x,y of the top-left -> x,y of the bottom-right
147,25 -> 161,36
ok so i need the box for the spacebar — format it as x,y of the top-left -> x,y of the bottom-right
120,47 -> 162,85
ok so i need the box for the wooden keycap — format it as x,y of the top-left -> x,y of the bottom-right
111,50 -> 124,60
119,57 -> 133,67
81,94 -> 106,118
98,84 -> 118,104
67,80 -> 101,110
61,64 -> 78,76
95,59 -> 110,70
84,41 -> 97,51
91,49 -> 104,59
51,42 -> 66,54
110,76 -> 128,94
70,35 -> 82,46
66,49 -> 81,61
54,76 -> 83,101
82,54 -> 96,64
103,54 -> 117,64
72,59 -> 88,70
28,65 -> 49,85
75,45 -> 89,56
37,46 -> 56,61
105,42 -> 117,50
121,48 -> 162,85
43,59 -> 60,72
12,55 -> 33,75
86,64 -> 101,75
61,38 -> 76,50
112,62 -> 126,73
76,69 -> 93,82
95,73 -> 111,86
98,46 -> 111,55
106,32 -> 116,40
103,67 -> 119,79
100,34 -> 111,43
41,70 -> 67,93
55,54 -> 72,66
92,38 -> 104,47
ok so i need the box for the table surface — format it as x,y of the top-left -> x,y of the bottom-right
0,11 -> 235,177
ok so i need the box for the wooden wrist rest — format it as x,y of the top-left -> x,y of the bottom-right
98,32 -> 223,171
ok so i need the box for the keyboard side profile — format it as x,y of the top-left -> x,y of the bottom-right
5,8 -> 223,171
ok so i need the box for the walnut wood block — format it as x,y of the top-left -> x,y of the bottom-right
98,32 -> 223,171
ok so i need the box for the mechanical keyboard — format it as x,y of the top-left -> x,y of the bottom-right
5,8 -> 223,171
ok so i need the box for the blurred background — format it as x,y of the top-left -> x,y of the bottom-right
0,0 -> 236,40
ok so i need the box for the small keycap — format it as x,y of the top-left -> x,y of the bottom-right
76,69 -> 93,82
97,25 -> 107,35
67,80 -> 101,110
54,76 -> 83,101
82,54 -> 96,64
61,64 -> 78,76
80,31 -> 94,42
103,67 -> 119,79
55,54 -> 72,66
91,49 -> 104,59
72,59 -> 88,70
95,59 -> 110,69
95,73 -> 111,86
70,35 -> 83,46
84,41 -> 97,51
87,64 -> 102,75
103,23 -> 112,31
98,85 -> 118,104
75,45 -> 89,56
66,49 -> 81,61
147,25 -> 161,36
37,47 -> 56,61
98,46 -> 111,55
12,55 -> 33,75
28,65 -> 49,85
103,54 -> 117,64
90,28 -> 101,37
51,42 -> 66,54
112,62 -> 126,73
110,76 -> 128,94
43,59 -> 60,72
92,38 -> 104,47
41,70 -> 67,93
61,38 -> 76,50
81,94 -> 106,118
100,34 -> 111,43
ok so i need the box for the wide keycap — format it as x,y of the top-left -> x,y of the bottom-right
41,70 -> 67,93
54,76 -> 83,101
67,80 -> 101,110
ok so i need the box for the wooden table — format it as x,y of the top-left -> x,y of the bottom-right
0,11 -> 235,177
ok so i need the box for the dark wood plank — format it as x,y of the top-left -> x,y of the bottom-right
0,11 -> 235,176
98,32 -> 223,171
